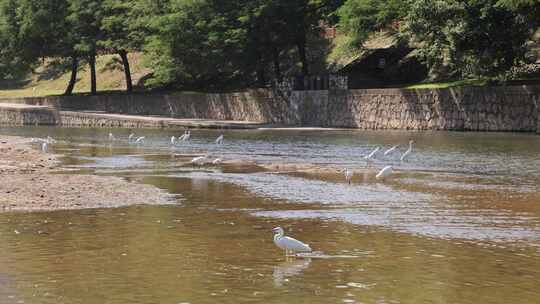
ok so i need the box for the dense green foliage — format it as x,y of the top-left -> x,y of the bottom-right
0,0 -> 539,92
338,0 -> 539,80
405,0 -> 538,79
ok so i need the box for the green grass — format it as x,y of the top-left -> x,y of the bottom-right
405,78 -> 488,89
0,53 -> 149,98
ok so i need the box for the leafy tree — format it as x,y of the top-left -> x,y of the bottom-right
0,0 -> 28,80
0,0 -> 79,94
67,0 -> 104,95
142,0 -> 248,89
406,0 -> 536,79
101,0 -> 155,92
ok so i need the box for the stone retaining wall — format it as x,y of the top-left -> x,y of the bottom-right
1,86 -> 539,133
0,90 -> 296,125
311,86 -> 540,132
0,105 -> 58,126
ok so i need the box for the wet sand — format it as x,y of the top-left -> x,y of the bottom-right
0,135 -> 171,212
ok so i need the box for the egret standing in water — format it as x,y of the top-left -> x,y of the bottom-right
273,227 -> 312,256
376,165 -> 393,180
191,155 -> 208,165
215,134 -> 224,144
343,168 -> 353,184
384,145 -> 399,156
170,136 -> 176,145
179,130 -> 191,142
41,142 -> 48,153
135,136 -> 145,145
364,146 -> 380,166
128,133 -> 135,143
400,140 -> 414,162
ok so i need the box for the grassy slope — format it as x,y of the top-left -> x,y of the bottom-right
405,79 -> 489,89
0,53 -> 149,97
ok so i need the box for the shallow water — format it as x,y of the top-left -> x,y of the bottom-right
0,126 -> 539,304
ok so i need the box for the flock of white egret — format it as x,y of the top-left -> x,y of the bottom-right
36,131 -> 415,184
114,131 -> 224,165
345,139 -> 414,184
30,131 -> 416,257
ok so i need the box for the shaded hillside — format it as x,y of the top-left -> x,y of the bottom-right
0,53 -> 150,97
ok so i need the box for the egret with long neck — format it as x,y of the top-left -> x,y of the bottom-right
400,140 -> 414,162
273,227 -> 312,256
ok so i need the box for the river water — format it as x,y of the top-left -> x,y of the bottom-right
0,127 -> 539,304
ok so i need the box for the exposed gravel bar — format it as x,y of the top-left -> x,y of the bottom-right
0,135 -> 172,212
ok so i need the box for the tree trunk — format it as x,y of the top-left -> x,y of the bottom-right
296,35 -> 308,76
89,54 -> 97,95
272,45 -> 282,82
296,1 -> 309,76
254,48 -> 266,87
256,65 -> 266,87
118,50 -> 133,92
64,56 -> 78,96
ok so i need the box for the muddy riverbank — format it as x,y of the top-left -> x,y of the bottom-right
0,135 -> 172,212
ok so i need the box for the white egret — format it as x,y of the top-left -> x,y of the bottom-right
135,136 -> 145,144
215,134 -> 224,144
170,136 -> 176,145
183,130 -> 191,141
212,158 -> 222,165
273,227 -> 312,256
128,133 -> 135,143
364,147 -> 380,167
31,138 -> 47,144
384,145 -> 399,156
400,140 -> 414,162
376,165 -> 393,180
364,147 -> 380,160
41,142 -> 48,153
191,155 -> 208,165
343,168 -> 353,184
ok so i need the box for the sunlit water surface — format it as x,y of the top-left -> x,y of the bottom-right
0,126 -> 539,304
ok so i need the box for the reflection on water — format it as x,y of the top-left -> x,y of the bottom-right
0,126 -> 539,304
273,258 -> 312,288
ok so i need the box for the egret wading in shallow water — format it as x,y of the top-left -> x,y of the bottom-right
177,132 -> 186,141
191,155 -> 208,165
343,168 -> 353,184
41,142 -> 48,153
384,145 -> 399,156
128,133 -> 135,143
400,140 -> 414,162
135,136 -> 145,145
170,136 -> 176,145
364,147 -> 380,166
376,165 -> 393,180
273,227 -> 312,256
215,134 -> 224,144
182,131 -> 191,141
